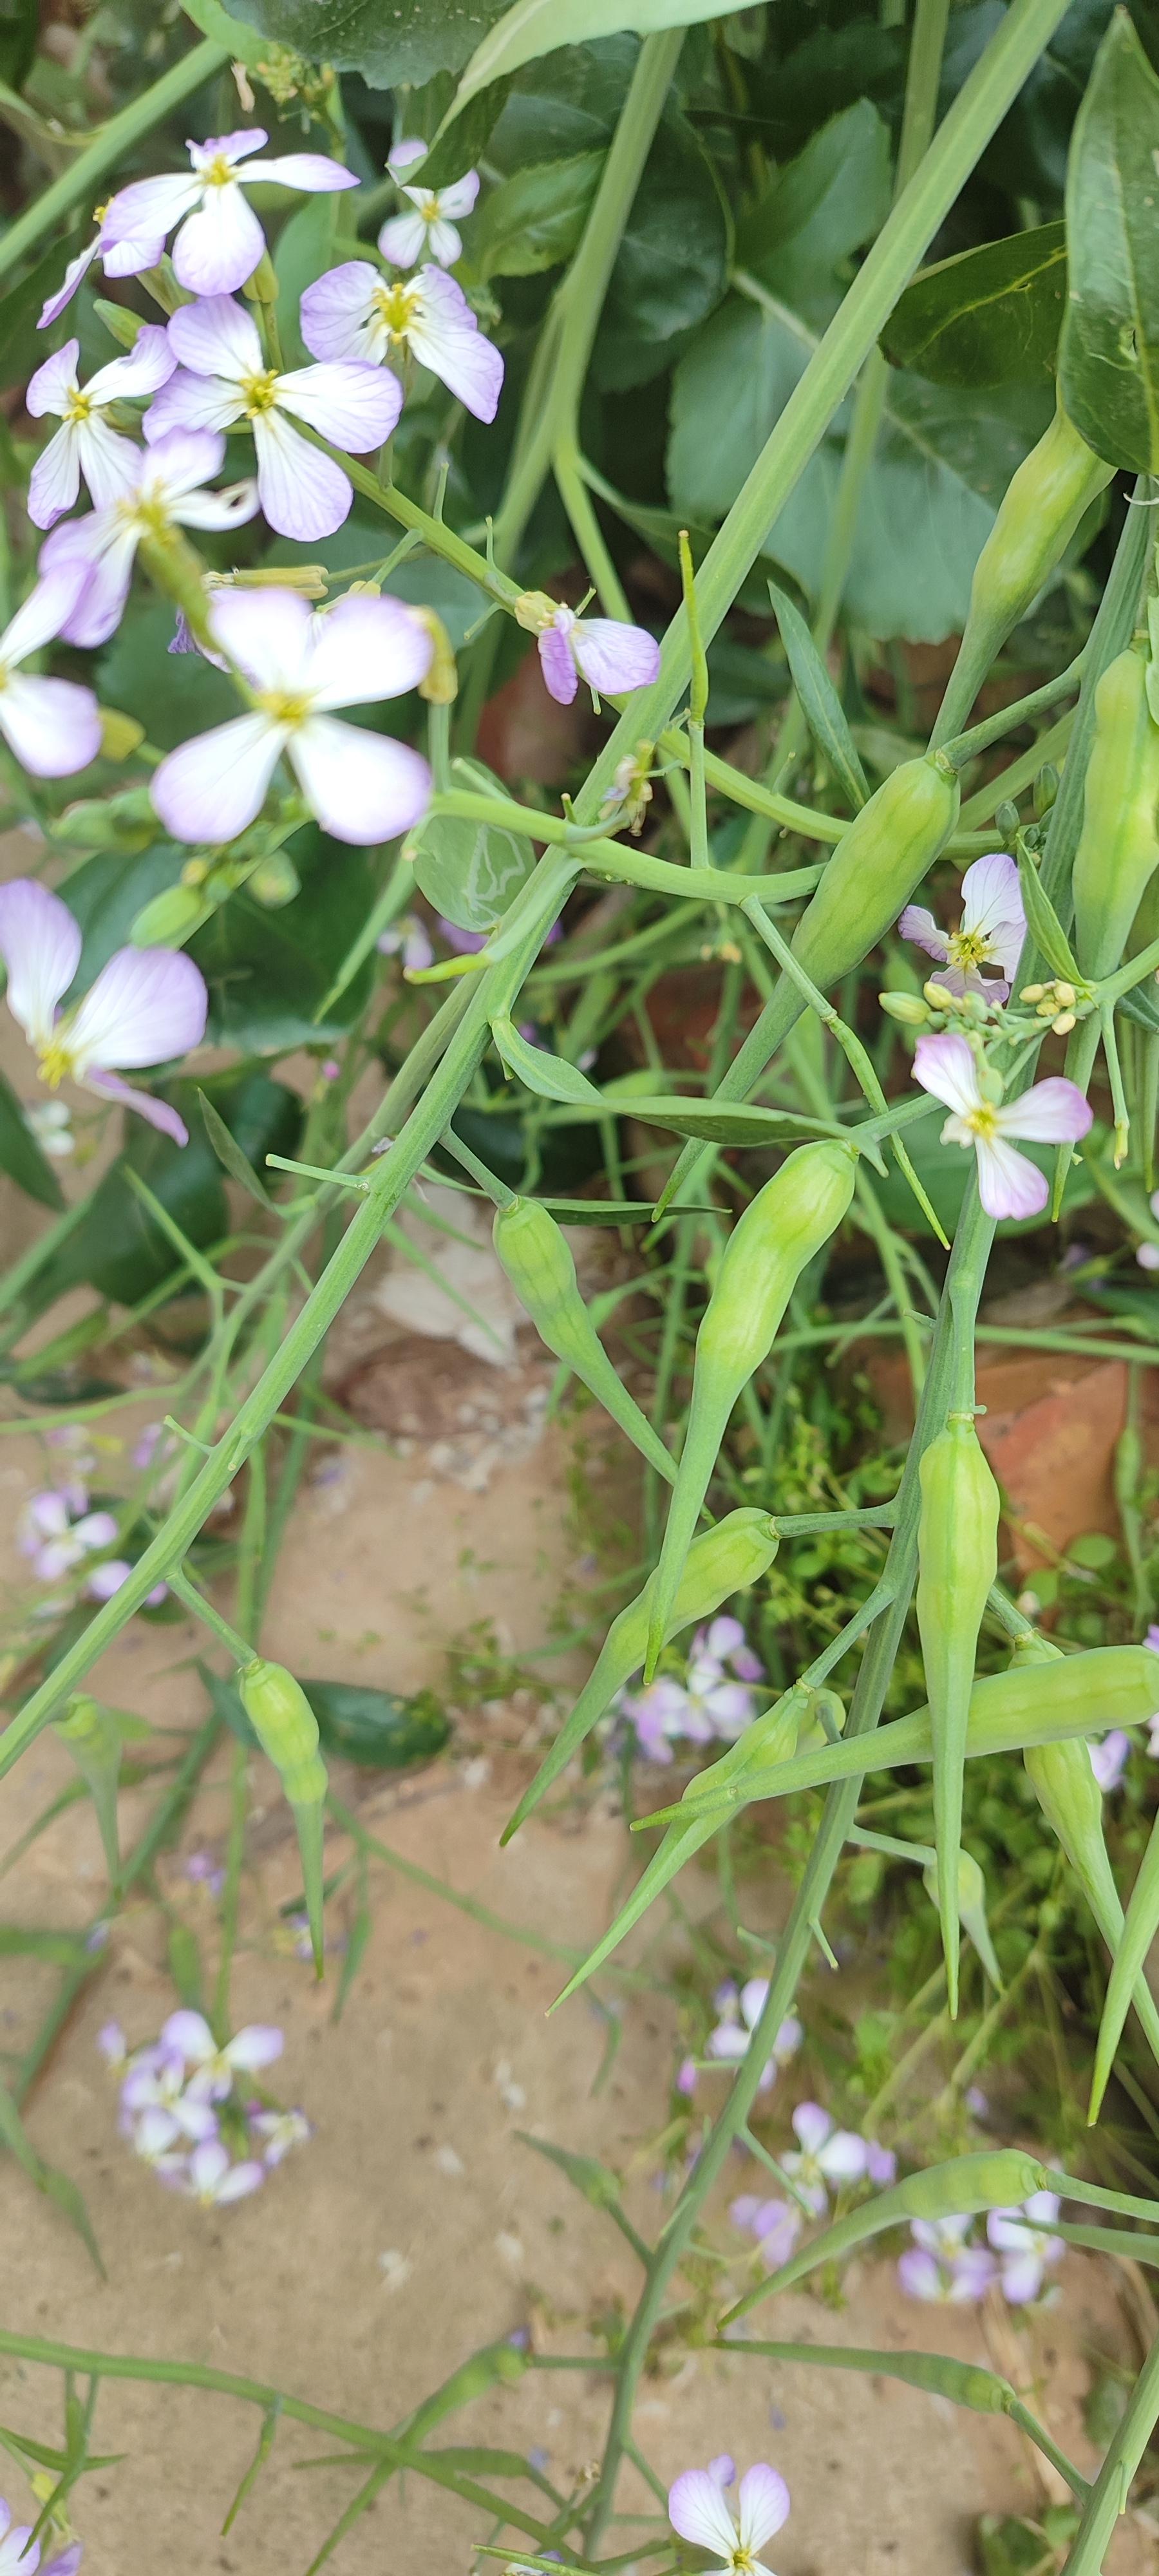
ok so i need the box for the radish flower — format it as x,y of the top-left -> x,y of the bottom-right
26,328 -> 175,529
300,261 -> 504,424
39,428 -> 259,648
986,2191 -> 1064,2304
99,127 -> 358,297
160,2007 -> 283,2101
0,570 -> 101,775
1089,1730 -> 1130,1792
19,1489 -> 117,1582
730,2194 -> 802,2269
525,600 -> 660,709
912,1031 -> 1092,1222
706,1982 -> 802,2094
898,2215 -> 997,2304
146,296 -> 400,541
0,879 -> 207,1145
780,2100 -> 868,2215
38,205 -> 167,329
181,2137 -> 265,2205
900,853 -> 1026,999
668,2459 -> 790,2576
379,167 -> 480,269
0,2499 -> 41,2575
151,587 -> 433,848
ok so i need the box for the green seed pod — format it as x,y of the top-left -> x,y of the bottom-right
791,755 -> 961,996
238,1660 -> 328,1973
722,2148 -> 1046,2324
645,1142 -> 856,1674
921,1846 -> 1003,1991
500,1507 -> 780,1845
948,402 -> 1113,725
1073,645 -> 1159,979
1024,1734 -> 1159,2070
53,1694 -> 149,1882
916,1414 -> 1000,2014
1090,1794 -> 1159,2121
493,1198 -> 675,1486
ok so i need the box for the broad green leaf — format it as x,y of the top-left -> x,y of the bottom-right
1059,11 -> 1159,473
882,225 -> 1066,387
98,601 -> 236,749
1017,851 -> 1079,981
410,759 -> 534,932
472,149 -> 603,277
492,1019 -> 606,1106
444,0 -> 743,126
0,1070 -> 64,1210
303,1682 -> 450,1768
590,112 -> 730,392
198,1090 -> 274,1209
627,1096 -> 856,1145
486,35 -> 637,169
191,828 -> 378,1048
767,579 -> 868,808
226,0 -> 516,85
737,100 -> 891,326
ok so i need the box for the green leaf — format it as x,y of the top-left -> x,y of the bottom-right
444,0 -> 742,125
627,1096 -> 857,1145
1059,10 -> 1159,474
883,224 -> 1066,388
98,601 -> 237,750
472,149 -> 603,278
1017,851 -> 1080,980
0,1069 -> 64,1209
179,0 -> 286,71
303,1681 -> 450,1768
0,222 -> 86,391
737,100 -> 891,326
274,193 -> 346,368
198,1090 -> 274,1209
592,111 -> 730,392
189,828 -> 378,1048
767,578 -> 868,808
410,760 -> 535,933
225,0 -> 516,84
492,1019 -> 606,1106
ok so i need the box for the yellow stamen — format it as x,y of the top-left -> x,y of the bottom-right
964,1104 -> 999,1144
947,926 -> 992,972
240,368 -> 281,417
372,280 -> 420,344
64,388 -> 93,424
256,688 -> 313,730
38,1034 -> 77,1090
202,153 -> 236,187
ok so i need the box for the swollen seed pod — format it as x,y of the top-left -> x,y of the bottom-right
500,1507 -> 780,1846
238,1660 -> 328,1975
645,1142 -> 856,1676
916,1414 -> 1000,2016
939,402 -> 1114,741
722,2149 -> 1047,2324
1072,645 -> 1159,980
1024,1735 -> 1159,2072
493,1199 -> 675,1486
791,755 -> 961,996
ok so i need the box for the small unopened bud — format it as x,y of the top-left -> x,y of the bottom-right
1033,762 -> 1059,819
1021,983 -> 1046,1003
994,799 -> 1019,839
250,851 -> 301,907
182,858 -> 209,887
513,589 -> 556,636
1052,1009 -> 1077,1034
1052,981 -> 1076,1009
99,708 -> 146,761
880,990 -> 930,1026
411,605 -> 458,703
923,980 -> 956,1010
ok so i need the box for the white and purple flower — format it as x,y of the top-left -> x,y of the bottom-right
160,2007 -> 283,2102
0,569 -> 102,776
18,1488 -> 117,1582
39,200 -> 169,330
149,587 -> 433,848
98,127 -> 358,297
380,165 -> 480,269
180,2136 -> 265,2206
1089,1730 -> 1131,1793
299,261 -> 504,424
897,2213 -> 997,2304
780,2100 -> 869,2216
668,2458 -> 790,2576
620,1617 -> 764,1765
26,328 -> 176,529
706,1982 -> 802,2096
912,1031 -> 1092,1222
986,2191 -> 1064,2304
377,912 -> 434,972
39,428 -> 259,649
144,296 -> 400,542
0,879 -> 207,1144
533,602 -> 660,710
900,853 -> 1026,1000
730,2193 -> 803,2270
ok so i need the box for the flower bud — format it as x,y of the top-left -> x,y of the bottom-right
513,590 -> 557,636
1033,761 -> 1059,818
99,708 -> 146,761
923,981 -> 956,1010
994,800 -> 1020,840
250,851 -> 301,907
880,990 -> 930,1026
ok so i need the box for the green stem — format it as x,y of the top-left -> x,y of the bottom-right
0,37 -> 227,285
1059,2324 -> 1159,2575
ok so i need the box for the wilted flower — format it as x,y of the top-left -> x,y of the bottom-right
0,880 -> 207,1144
780,2101 -> 869,2215
0,569 -> 102,776
531,600 -> 660,710
145,296 -> 400,541
668,2459 -> 790,2576
149,587 -> 433,848
26,328 -> 175,528
39,428 -> 258,649
380,166 -> 480,268
99,126 -> 357,296
300,261 -> 504,423
986,2192 -> 1064,2304
912,1032 -> 1092,1222
900,854 -> 1026,1000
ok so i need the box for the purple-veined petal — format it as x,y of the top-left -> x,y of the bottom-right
898,903 -> 949,961
388,137 -> 427,176
426,215 -> 465,265
205,584 -> 312,688
187,2137 -> 230,2193
0,881 -> 81,1045
100,227 -> 167,279
737,2465 -> 790,2555
190,127 -> 268,169
3,562 -> 93,665
28,425 -> 82,529
173,475 -> 259,533
897,2246 -> 944,2301
1024,2190 -> 1060,2228
39,237 -> 100,329
26,338 -> 80,418
162,2006 -> 216,2064
225,2022 -> 283,2072
167,292 -> 263,381
1089,1729 -> 1130,1790
135,2104 -> 181,2157
948,2248 -> 997,2301
708,2454 -> 736,2489
138,422 -> 228,498
706,2023 -> 749,2061
67,943 -> 208,1070
289,715 -> 431,846
997,1075 -> 1093,1147
538,625 -> 578,705
42,2544 -> 83,2575
144,368 -> 243,440
299,261 -> 380,363
252,150 -> 359,192
817,2127 -> 869,2181
706,1614 -> 744,1659
252,409 -> 352,540
75,415 -> 146,510
378,210 -> 430,267
959,851 -> 1025,980
668,2468 -> 740,2557
404,267 -> 504,420
213,2156 -> 265,2201
0,673 -> 101,777
84,1072 -> 191,1142
974,1133 -> 1048,1222
173,184 -> 265,294
0,2526 -> 40,2574
912,1030 -> 981,1118
87,321 -> 176,404
151,711 -> 286,844
438,171 -> 480,220
304,591 -> 433,710
702,1679 -> 756,1734
274,357 -> 402,453
43,521 -> 138,648
101,170 -> 202,245
999,2250 -> 1044,2305
790,2099 -> 832,2155
571,616 -> 660,696
986,2208 -> 1032,2251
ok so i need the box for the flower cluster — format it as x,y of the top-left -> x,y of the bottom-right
619,1616 -> 764,1765
99,2010 -> 309,2204
898,2192 -> 1063,2307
